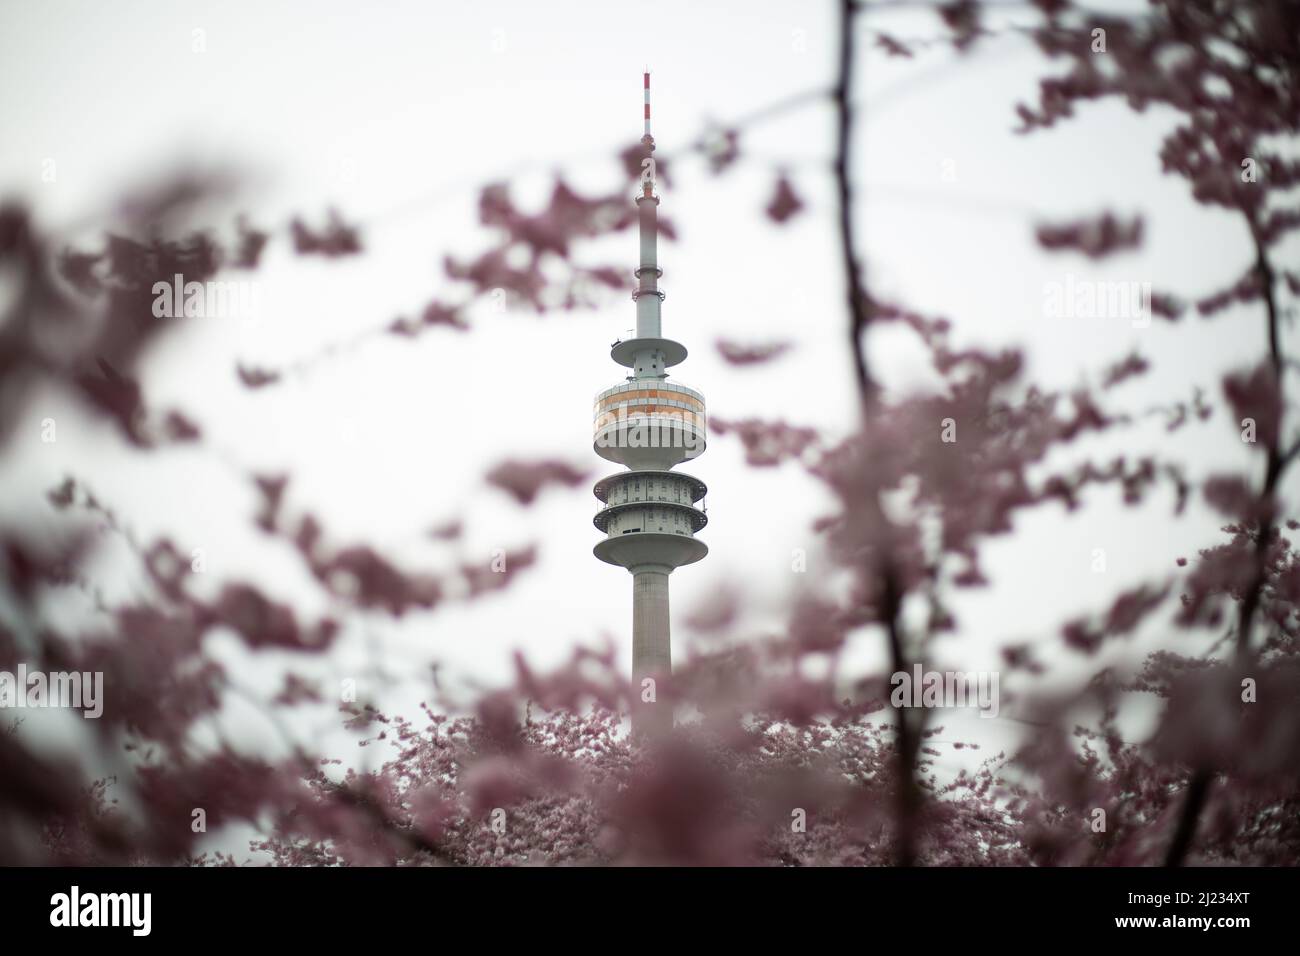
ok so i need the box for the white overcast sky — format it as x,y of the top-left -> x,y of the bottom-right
2,0 -> 1295,776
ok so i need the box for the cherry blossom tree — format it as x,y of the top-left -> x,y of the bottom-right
2,0 -> 1297,867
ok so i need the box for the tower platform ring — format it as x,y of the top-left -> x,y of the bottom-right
593,500 -> 707,535
593,469 -> 706,503
611,337 -> 687,369
592,432 -> 707,470
594,532 -> 708,571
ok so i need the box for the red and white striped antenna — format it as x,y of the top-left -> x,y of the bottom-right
642,70 -> 654,147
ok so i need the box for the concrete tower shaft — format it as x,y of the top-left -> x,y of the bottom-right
592,72 -> 708,736
632,569 -> 671,680
635,193 -> 663,340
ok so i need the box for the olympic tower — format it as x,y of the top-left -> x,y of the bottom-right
592,73 -> 708,735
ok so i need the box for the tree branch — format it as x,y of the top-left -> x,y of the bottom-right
1166,228 -> 1290,866
835,0 -> 877,407
836,0 -> 921,866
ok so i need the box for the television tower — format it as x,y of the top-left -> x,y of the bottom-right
593,72 -> 708,735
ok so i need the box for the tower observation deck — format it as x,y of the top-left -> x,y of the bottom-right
593,72 -> 707,735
